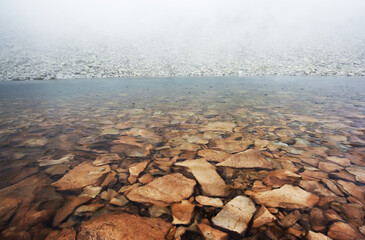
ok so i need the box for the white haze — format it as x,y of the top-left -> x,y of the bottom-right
1,0 -> 365,47
0,0 -> 364,79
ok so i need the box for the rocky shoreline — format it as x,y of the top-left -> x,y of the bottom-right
1,37 -> 365,81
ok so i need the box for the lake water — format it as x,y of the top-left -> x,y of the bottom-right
0,77 -> 364,239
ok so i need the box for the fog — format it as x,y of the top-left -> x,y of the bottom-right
1,0 -> 364,46
0,0 -> 365,79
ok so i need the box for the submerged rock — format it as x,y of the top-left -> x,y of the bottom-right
195,195 -> 223,208
251,184 -> 319,209
171,200 -> 195,225
38,154 -> 74,167
252,205 -> 276,228
217,149 -> 274,169
175,159 -> 229,197
327,222 -> 358,240
197,149 -> 231,163
77,213 -> 172,240
197,223 -> 229,240
212,196 -> 256,235
126,173 -> 196,206
128,160 -> 149,184
52,162 -> 110,191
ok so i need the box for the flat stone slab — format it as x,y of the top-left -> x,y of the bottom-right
52,162 -> 111,191
212,196 -> 256,234
175,159 -> 229,197
217,149 -> 274,169
77,213 -> 172,240
251,184 -> 319,209
126,173 -> 196,206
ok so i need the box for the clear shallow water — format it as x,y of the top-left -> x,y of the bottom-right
0,77 -> 364,239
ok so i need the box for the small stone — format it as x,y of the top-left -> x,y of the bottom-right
212,196 -> 256,235
263,169 -> 301,187
318,162 -> 343,173
307,231 -> 332,240
101,171 -> 117,187
328,222 -> 357,240
52,162 -> 110,192
128,160 -> 149,184
337,180 -> 365,203
175,159 -> 228,197
38,154 -> 74,167
45,228 -> 76,240
252,205 -> 276,228
326,157 -> 351,167
277,210 -> 301,228
251,184 -> 319,209
195,196 -> 223,208
197,149 -> 231,163
44,164 -> 69,176
309,208 -> 328,232
109,195 -> 129,207
100,188 -> 118,201
171,200 -> 195,225
93,153 -> 123,166
101,128 -> 120,135
217,149 -> 274,169
23,137 -> 48,147
126,173 -> 196,206
197,223 -> 229,240
80,186 -> 102,198
74,203 -> 104,216
149,205 -> 171,218
52,195 -> 91,226
138,174 -> 154,184
345,166 -> 365,184
203,121 -> 236,132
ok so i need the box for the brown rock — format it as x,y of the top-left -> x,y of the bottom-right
138,174 -> 154,184
128,160 -> 149,184
44,164 -> 69,176
341,203 -> 364,226
329,170 -> 356,182
209,139 -> 249,153
307,231 -> 332,240
278,210 -> 301,228
52,162 -> 110,191
321,179 -> 344,197
149,205 -> 171,218
346,166 -> 365,184
328,222 -> 357,240
309,208 -> 328,232
110,195 -> 129,207
77,213 -> 172,240
263,169 -> 301,188
126,173 -> 196,206
318,162 -> 343,173
212,196 -> 256,234
197,223 -> 228,240
38,154 -> 74,167
337,180 -> 365,203
203,121 -> 236,132
299,180 -> 337,198
53,195 -> 91,226
217,149 -> 274,169
251,184 -> 319,209
171,200 -> 195,225
252,205 -> 276,228
300,170 -> 328,180
93,153 -> 123,166
195,195 -> 223,208
197,149 -> 231,163
74,203 -> 104,216
326,157 -> 351,167
175,159 -> 228,197
0,197 -> 18,227
100,188 -> 118,201
80,186 -> 102,198
324,209 -> 342,222
45,228 -> 76,240
101,171 -> 117,187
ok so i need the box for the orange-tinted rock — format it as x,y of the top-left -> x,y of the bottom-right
324,209 -> 342,222
299,180 -> 337,198
52,162 -> 110,191
329,170 -> 356,182
341,203 -> 364,226
326,157 -> 351,167
212,196 -> 256,235
175,159 -> 228,197
93,153 -> 123,166
126,173 -> 196,206
101,171 -> 117,187
321,178 -> 344,197
318,162 -> 343,173
300,170 -> 328,180
217,149 -> 274,169
53,195 -> 91,226
197,223 -> 228,240
171,200 -> 195,225
203,121 -> 236,132
45,228 -> 76,240
309,208 -> 328,232
195,195 -> 223,208
328,222 -> 357,240
307,231 -> 332,240
138,174 -> 154,184
128,160 -> 149,184
252,184 -> 319,209
100,188 -> 118,201
77,213 -> 172,240
197,149 -> 231,163
337,180 -> 365,203
38,154 -> 74,167
252,205 -> 276,228
346,166 -> 365,184
74,203 -> 104,216
209,139 -> 249,153
0,198 -> 18,228
263,169 -> 301,188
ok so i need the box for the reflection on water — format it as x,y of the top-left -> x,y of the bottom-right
0,77 -> 364,240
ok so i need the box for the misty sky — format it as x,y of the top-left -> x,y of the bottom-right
1,0 -> 365,51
